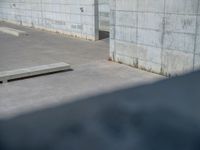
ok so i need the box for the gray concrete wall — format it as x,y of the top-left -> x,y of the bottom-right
0,0 -> 98,40
110,0 -> 200,76
98,0 -> 109,32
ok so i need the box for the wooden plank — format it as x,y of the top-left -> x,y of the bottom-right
0,27 -> 27,36
0,62 -> 71,83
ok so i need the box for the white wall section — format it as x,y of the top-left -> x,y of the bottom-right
0,0 -> 98,40
110,0 -> 200,76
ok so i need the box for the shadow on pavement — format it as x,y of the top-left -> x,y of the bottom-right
0,71 -> 200,150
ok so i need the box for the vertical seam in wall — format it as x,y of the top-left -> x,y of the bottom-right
94,0 -> 99,40
40,0 -> 43,26
136,0 -> 139,54
81,2 -> 83,36
193,0 -> 200,70
113,0 -> 117,60
135,0 -> 139,67
161,0 -> 166,74
31,1 -> 33,26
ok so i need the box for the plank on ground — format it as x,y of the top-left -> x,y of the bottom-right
0,62 -> 71,83
0,27 -> 27,36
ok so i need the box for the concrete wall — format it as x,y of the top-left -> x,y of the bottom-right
98,0 -> 109,32
110,0 -> 200,76
0,0 -> 98,40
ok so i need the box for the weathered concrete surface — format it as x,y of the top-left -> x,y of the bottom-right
0,27 -> 27,36
98,0 -> 110,32
0,22 -> 107,72
0,0 -> 98,40
0,22 -> 162,119
0,70 -> 199,150
110,0 -> 200,76
0,62 -> 71,83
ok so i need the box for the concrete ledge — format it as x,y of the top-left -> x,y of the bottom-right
0,27 -> 27,36
0,62 -> 71,83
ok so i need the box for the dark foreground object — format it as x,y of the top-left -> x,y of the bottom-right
0,71 -> 200,150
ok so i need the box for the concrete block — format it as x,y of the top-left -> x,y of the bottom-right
138,60 -> 162,74
165,0 -> 199,15
195,16 -> 200,54
138,29 -> 162,48
194,54 -> 200,70
137,44 -> 162,64
138,0 -> 165,13
115,26 -> 137,43
98,0 -> 110,31
115,40 -> 138,58
83,25 -> 95,35
0,62 -> 71,83
164,32 -> 195,53
110,11 -> 115,26
116,0 -> 137,11
0,27 -> 27,36
110,0 -> 116,11
138,12 -> 163,30
165,14 -> 196,34
162,50 -> 194,76
195,35 -> 200,54
116,11 -> 137,27
115,54 -> 138,67
109,39 -> 115,53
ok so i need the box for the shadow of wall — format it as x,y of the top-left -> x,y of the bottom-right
0,71 -> 200,150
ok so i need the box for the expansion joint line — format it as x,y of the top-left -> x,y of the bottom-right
193,0 -> 200,70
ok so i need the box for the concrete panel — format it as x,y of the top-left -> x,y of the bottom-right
110,0 -> 199,75
162,50 -> 194,76
116,11 -> 137,27
138,0 -> 165,13
138,60 -> 162,73
138,29 -> 162,48
115,40 -> 138,58
195,16 -> 200,54
0,0 -> 98,40
0,63 -> 71,83
164,32 -> 195,53
194,54 -> 200,70
116,0 -> 137,11
165,14 -> 196,34
195,35 -> 200,54
138,12 -> 163,30
98,0 -> 110,31
137,44 -> 162,64
165,0 -> 199,14
115,26 -> 137,43
115,54 -> 138,67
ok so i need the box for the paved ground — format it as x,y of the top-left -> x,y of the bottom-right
0,71 -> 199,150
0,22 -> 163,119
